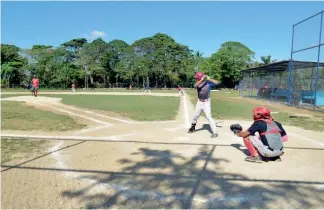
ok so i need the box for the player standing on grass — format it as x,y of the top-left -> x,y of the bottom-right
144,83 -> 151,95
31,75 -> 40,97
71,82 -> 76,93
188,72 -> 219,138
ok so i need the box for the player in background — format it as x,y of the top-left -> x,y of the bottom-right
144,83 -> 152,95
31,75 -> 40,97
177,85 -> 184,96
71,82 -> 76,93
188,72 -> 219,138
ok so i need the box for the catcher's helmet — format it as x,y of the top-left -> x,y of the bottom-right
253,106 -> 272,121
194,72 -> 204,80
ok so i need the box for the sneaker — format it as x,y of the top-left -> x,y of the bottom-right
244,156 -> 262,163
211,133 -> 218,138
273,156 -> 282,162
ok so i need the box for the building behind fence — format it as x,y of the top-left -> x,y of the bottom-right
240,10 -> 324,112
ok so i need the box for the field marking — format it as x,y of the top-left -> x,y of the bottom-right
49,141 -> 74,178
133,120 -> 176,124
55,103 -> 134,124
1,133 -> 137,142
165,125 -> 186,132
76,125 -> 111,134
32,101 -> 112,126
289,133 -> 324,147
183,92 -> 190,128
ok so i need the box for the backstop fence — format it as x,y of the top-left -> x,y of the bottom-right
240,10 -> 324,112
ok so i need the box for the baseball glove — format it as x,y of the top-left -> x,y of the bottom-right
230,124 -> 243,134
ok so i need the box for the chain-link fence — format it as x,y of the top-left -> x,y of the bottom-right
287,10 -> 324,111
239,10 -> 324,112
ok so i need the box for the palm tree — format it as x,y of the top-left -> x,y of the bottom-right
194,51 -> 204,72
260,55 -> 276,65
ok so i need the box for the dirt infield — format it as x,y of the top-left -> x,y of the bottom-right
1,92 -> 324,209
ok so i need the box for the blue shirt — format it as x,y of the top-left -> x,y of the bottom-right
195,81 -> 218,100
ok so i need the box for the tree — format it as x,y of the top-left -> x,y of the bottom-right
3,33 -> 263,89
1,44 -> 27,87
261,55 -> 277,65
209,41 -> 255,87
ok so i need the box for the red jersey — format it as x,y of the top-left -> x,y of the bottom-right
72,84 -> 75,88
32,78 -> 39,87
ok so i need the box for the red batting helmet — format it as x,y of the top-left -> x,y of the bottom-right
194,72 -> 204,80
253,106 -> 273,121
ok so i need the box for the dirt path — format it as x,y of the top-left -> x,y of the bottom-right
1,92 -> 324,209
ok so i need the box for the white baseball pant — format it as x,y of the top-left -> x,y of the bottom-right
191,99 -> 217,134
249,136 -> 284,157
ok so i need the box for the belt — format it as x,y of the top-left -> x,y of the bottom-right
199,99 -> 209,102
268,146 -> 283,152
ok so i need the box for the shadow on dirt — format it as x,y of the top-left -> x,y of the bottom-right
59,145 -> 324,209
194,124 -> 222,134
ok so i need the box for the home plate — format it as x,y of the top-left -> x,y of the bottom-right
174,136 -> 191,141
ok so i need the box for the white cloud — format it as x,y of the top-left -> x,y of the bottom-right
91,30 -> 106,38
85,30 -> 106,41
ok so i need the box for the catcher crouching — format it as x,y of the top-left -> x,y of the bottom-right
230,107 -> 288,163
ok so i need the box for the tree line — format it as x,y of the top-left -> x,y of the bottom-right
1,33 -> 277,89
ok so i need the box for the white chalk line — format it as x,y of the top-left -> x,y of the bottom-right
54,103 -> 134,124
289,133 -> 324,147
32,101 -> 112,126
183,92 -> 190,128
133,120 -> 176,124
1,133 -> 136,141
165,125 -> 186,132
75,125 -> 111,134
49,141 -> 74,178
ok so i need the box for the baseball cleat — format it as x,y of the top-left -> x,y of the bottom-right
188,124 -> 196,133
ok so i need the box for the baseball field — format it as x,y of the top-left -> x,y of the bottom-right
1,89 -> 324,209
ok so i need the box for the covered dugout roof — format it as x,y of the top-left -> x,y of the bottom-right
241,60 -> 324,73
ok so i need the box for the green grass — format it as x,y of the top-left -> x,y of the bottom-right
1,94 -> 29,98
187,89 -> 324,131
1,101 -> 85,131
1,139 -> 49,164
274,113 -> 324,131
1,88 -> 179,93
44,94 -> 180,121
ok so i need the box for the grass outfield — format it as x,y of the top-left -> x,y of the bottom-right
1,139 -> 50,164
43,94 -> 180,121
1,101 -> 86,131
1,94 -> 29,98
1,88 -> 179,93
186,89 -> 324,131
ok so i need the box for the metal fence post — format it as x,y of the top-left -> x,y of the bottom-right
287,25 -> 295,105
271,72 -> 275,101
313,11 -> 323,110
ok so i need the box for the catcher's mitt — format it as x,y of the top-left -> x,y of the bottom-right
230,124 -> 243,134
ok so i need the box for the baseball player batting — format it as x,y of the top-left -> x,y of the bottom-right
188,72 -> 219,138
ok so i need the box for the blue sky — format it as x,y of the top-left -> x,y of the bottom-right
2,1 -> 324,61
